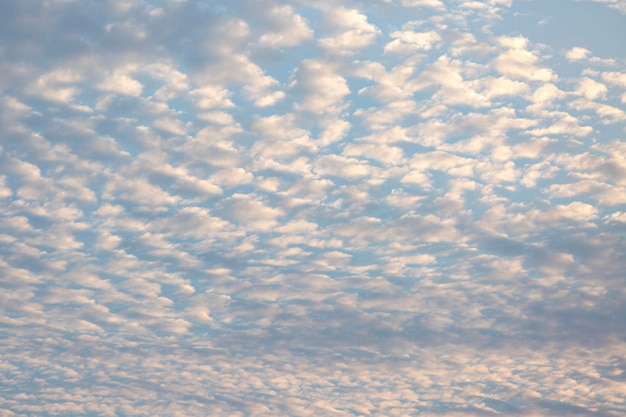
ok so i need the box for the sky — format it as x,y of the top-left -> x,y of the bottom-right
1,0 -> 626,416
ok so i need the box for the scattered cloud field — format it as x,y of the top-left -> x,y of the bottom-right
1,0 -> 625,415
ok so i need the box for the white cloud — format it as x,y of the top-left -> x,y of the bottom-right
102,176 -> 181,206
400,0 -> 445,8
198,111 -> 236,125
28,71 -> 82,105
384,30 -> 441,54
601,71 -> 626,102
151,206 -> 233,238
291,59 -> 350,115
355,99 -> 419,129
481,76 -> 530,99
97,73 -> 143,96
547,179 -> 626,206
358,57 -> 422,101
143,61 -> 189,100
401,169 -> 432,188
2,1 -> 626,415
569,98 -> 626,124
492,36 -> 555,81
218,193 -> 285,232
530,83 -> 566,105
343,142 -> 405,165
605,211 -> 626,223
314,154 -> 372,180
318,118 -> 351,146
250,113 -> 315,158
537,201 -> 598,223
0,176 -> 13,198
529,111 -> 593,137
520,160 -> 558,188
242,75 -> 285,107
586,0 -> 626,13
153,116 -> 189,135
411,151 -> 475,177
94,230 -> 122,251
576,77 -> 608,100
258,5 -> 313,47
210,167 -> 254,187
386,188 -> 427,209
190,85 -> 235,110
566,46 -> 591,61
318,8 -> 381,55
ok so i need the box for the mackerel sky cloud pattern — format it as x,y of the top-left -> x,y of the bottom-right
1,0 -> 626,416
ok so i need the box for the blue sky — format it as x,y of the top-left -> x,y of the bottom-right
1,0 -> 626,416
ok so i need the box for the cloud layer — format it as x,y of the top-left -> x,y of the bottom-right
1,0 -> 625,415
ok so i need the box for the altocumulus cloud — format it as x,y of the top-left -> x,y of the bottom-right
1,0 -> 626,416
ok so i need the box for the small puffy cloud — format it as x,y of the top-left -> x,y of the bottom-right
210,167 -> 254,187
570,98 -> 626,124
343,142 -> 405,165
401,169 -> 432,188
566,46 -> 591,61
97,73 -> 143,96
479,160 -> 520,184
386,188 -> 426,209
94,231 -> 122,251
198,111 -> 236,125
492,36 -> 555,81
150,206 -> 232,238
190,85 -> 235,110
531,83 -> 566,104
0,176 -> 13,198
153,116 -> 189,135
318,118 -> 351,146
358,59 -> 420,101
527,83 -> 567,112
291,59 -> 350,115
529,112 -> 593,137
481,76 -> 530,99
314,154 -> 372,180
27,68 -> 83,105
217,193 -> 284,231
521,161 -> 559,188
400,0 -> 445,8
537,201 -> 598,224
318,8 -> 381,55
547,179 -> 626,206
513,137 -> 557,160
566,47 -> 617,66
258,5 -> 313,48
102,177 -> 180,207
143,62 -> 189,101
411,151 -> 473,178
250,113 -> 315,158
242,75 -> 285,107
601,71 -> 626,102
605,211 -> 626,223
355,99 -> 419,129
576,77 -> 608,100
190,20 -> 285,107
384,30 -> 441,54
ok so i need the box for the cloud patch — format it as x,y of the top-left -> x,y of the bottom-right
1,0 -> 625,416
